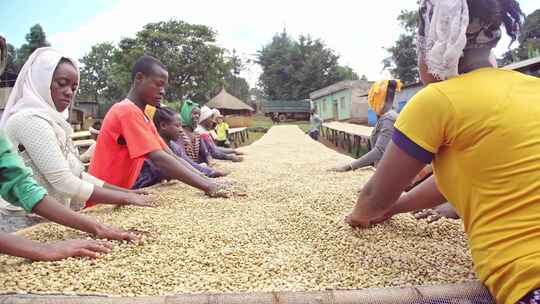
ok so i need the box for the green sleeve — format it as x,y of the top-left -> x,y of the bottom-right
0,135 -> 47,212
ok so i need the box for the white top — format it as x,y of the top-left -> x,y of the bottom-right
4,112 -> 104,210
79,142 -> 96,163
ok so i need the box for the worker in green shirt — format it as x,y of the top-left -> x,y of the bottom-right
0,134 -> 137,261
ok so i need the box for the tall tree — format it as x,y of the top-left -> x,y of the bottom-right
221,49 -> 250,102
4,43 -> 17,75
115,20 -> 230,102
258,31 -> 359,100
500,9 -> 540,65
16,24 -> 51,71
223,73 -> 250,102
4,24 -> 51,74
383,10 -> 419,84
257,31 -> 296,100
79,42 -> 122,102
519,9 -> 540,59
335,65 -> 360,81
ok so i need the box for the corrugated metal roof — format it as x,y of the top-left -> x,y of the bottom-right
309,80 -> 372,100
503,56 -> 540,71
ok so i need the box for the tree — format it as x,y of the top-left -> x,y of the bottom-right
257,31 -> 296,100
79,42 -> 122,103
5,43 -> 17,75
335,65 -> 359,81
114,20 -> 230,102
500,9 -> 540,65
519,9 -> 540,58
223,73 -> 250,102
383,10 -> 419,84
16,24 -> 51,72
221,49 -> 250,102
249,87 -> 265,112
257,31 -> 359,100
4,24 -> 51,74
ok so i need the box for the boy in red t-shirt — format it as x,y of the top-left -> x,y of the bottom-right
87,56 -> 225,207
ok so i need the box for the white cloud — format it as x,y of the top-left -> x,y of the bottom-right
49,0 -> 538,88
48,0 -> 420,87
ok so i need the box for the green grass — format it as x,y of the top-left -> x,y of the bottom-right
250,113 -> 311,133
235,114 -> 311,147
241,114 -> 367,159
237,131 -> 266,147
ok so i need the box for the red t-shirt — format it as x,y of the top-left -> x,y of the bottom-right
87,100 -> 167,206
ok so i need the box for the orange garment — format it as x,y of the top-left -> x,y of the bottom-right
87,100 -> 167,207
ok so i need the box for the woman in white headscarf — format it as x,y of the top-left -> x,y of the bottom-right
195,106 -> 243,162
0,48 -> 153,215
344,1 -> 540,303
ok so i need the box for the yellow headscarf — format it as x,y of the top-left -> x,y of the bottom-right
367,79 -> 402,115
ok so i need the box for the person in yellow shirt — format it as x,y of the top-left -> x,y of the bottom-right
214,114 -> 230,147
345,1 -> 540,303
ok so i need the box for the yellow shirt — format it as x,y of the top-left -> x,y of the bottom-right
215,122 -> 229,141
395,68 -> 540,304
144,105 -> 157,120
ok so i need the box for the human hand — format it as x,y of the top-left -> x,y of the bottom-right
231,155 -> 243,162
344,212 -> 392,228
94,225 -> 138,242
413,203 -> 459,223
330,164 -> 352,173
205,183 -> 230,198
38,239 -> 112,261
122,193 -> 156,208
210,170 -> 230,178
234,150 -> 245,156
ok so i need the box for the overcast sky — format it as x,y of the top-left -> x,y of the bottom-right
1,0 -> 538,87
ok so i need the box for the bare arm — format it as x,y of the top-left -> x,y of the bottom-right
0,231 -> 112,261
0,196 -> 131,261
347,142 -> 425,226
388,175 -> 447,215
33,196 -> 136,241
350,121 -> 393,170
162,145 -> 203,176
148,150 -> 216,194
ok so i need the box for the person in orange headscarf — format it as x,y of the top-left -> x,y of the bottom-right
331,80 -> 401,172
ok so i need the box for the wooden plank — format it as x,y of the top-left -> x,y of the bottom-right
323,122 -> 372,138
229,127 -> 247,134
73,139 -> 95,148
71,131 -> 91,140
0,282 -> 493,304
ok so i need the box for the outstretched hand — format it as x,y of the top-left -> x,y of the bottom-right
206,184 -> 230,198
329,164 -> 352,173
122,193 -> 156,208
413,203 -> 459,223
344,212 -> 392,229
95,225 -> 138,242
39,239 -> 112,261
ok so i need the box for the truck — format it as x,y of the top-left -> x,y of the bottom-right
261,99 -> 312,122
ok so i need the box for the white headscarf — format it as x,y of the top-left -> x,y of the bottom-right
199,106 -> 214,123
418,0 -> 469,80
0,47 -> 79,135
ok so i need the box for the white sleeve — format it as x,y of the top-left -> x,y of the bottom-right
5,115 -> 95,202
81,171 -> 105,187
79,142 -> 95,163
